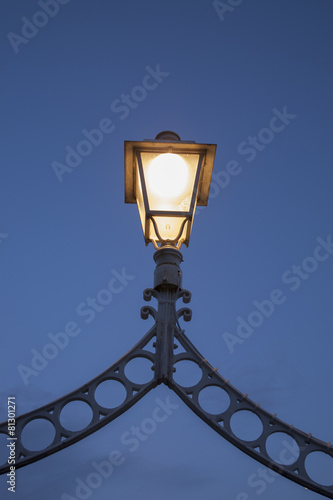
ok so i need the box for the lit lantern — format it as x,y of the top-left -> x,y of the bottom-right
124,131 -> 216,249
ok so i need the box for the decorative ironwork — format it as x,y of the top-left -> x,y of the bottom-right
1,248 -> 332,499
170,326 -> 333,499
0,328 -> 157,472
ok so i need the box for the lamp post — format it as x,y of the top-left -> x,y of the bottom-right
124,130 -> 216,382
0,132 -> 332,499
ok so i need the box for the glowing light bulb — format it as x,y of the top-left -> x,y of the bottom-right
146,153 -> 189,199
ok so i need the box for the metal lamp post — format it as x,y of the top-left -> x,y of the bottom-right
1,132 -> 332,499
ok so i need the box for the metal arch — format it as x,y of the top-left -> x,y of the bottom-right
0,325 -> 158,474
168,317 -> 333,499
0,283 -> 189,474
142,278 -> 333,498
1,247 -> 332,500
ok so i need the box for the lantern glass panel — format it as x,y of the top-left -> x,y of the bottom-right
140,152 -> 200,213
149,215 -> 189,242
136,164 -> 146,234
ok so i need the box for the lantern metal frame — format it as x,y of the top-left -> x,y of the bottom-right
124,132 -> 217,248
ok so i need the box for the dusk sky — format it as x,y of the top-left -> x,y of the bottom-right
1,1 -> 333,499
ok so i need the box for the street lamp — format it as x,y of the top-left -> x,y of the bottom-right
124,131 -> 217,382
1,132 -> 332,500
124,131 -> 216,249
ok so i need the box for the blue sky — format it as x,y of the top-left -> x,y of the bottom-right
1,0 -> 333,499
